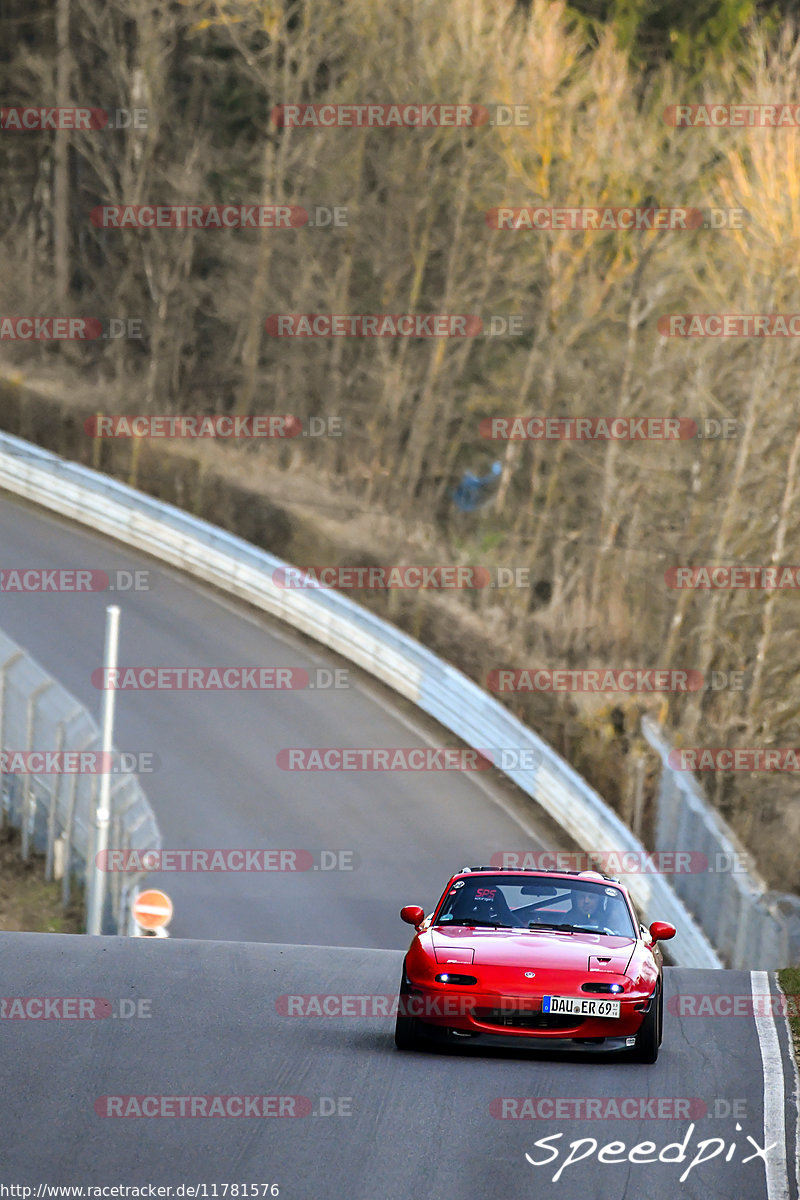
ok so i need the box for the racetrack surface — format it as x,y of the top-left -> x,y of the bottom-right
0,933 -> 797,1199
0,495 -> 798,1198
0,494 -> 565,949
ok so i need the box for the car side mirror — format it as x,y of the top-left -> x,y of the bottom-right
648,920 -> 676,943
400,905 -> 425,928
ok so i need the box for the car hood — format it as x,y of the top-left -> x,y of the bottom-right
430,926 -> 635,973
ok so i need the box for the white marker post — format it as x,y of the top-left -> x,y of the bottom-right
87,604 -> 120,935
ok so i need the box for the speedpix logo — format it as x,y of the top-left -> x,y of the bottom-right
523,1122 -> 776,1183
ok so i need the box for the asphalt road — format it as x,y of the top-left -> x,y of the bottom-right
0,494 -> 565,948
0,934 -> 797,1199
0,494 -> 798,1199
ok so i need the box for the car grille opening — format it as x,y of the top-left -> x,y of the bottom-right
475,1008 -> 585,1031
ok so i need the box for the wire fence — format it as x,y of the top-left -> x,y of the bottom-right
0,626 -> 161,932
642,717 -> 800,968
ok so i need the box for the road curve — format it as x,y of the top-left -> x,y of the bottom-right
0,933 -> 797,1199
0,494 -> 566,948
0,498 -> 798,1199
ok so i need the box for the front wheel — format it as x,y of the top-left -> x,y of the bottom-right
630,985 -> 661,1063
394,1010 -> 421,1050
394,967 -> 422,1050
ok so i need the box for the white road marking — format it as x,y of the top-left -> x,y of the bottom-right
751,970 -> 791,1200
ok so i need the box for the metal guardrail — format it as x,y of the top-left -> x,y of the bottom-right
0,431 -> 733,966
0,625 -> 162,933
643,717 -> 800,968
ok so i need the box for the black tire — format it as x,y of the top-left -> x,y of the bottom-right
394,966 -> 421,1050
631,985 -> 661,1063
394,1010 -> 421,1050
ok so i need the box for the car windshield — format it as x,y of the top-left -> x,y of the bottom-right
434,875 -> 636,938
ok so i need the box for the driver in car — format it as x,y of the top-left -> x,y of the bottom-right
568,889 -> 606,927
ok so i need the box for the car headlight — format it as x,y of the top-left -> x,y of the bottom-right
582,981 -> 626,994
435,973 -> 478,985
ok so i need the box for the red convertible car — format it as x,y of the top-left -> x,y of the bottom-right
394,866 -> 675,1062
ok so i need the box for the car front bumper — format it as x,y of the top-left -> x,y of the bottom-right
400,984 -> 655,1043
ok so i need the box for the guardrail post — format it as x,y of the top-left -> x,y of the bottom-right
0,650 -> 24,832
22,680 -> 53,860
45,718 -> 68,880
87,604 -> 120,935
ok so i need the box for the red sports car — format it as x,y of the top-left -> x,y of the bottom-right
394,866 -> 676,1062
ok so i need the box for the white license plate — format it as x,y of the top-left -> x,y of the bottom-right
542,995 -> 620,1019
